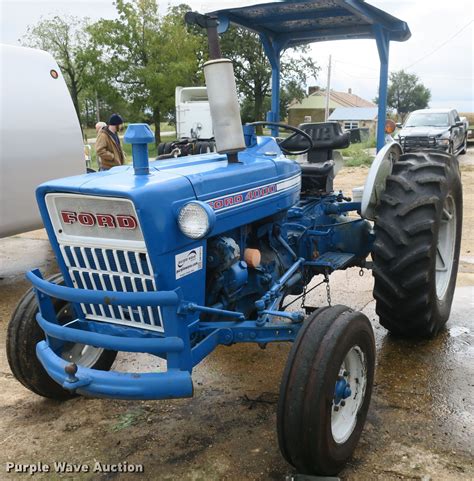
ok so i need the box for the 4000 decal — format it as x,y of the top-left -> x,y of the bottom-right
207,175 -> 300,213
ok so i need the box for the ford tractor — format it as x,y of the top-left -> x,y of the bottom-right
7,1 -> 462,476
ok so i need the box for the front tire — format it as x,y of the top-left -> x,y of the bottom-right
277,306 -> 375,476
6,274 -> 117,399
372,151 -> 462,338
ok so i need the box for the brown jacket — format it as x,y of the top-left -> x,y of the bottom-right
95,127 -> 126,170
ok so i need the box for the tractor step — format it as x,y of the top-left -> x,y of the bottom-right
306,252 -> 356,272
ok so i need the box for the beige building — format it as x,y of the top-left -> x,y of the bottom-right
328,107 -> 378,133
288,87 -> 375,127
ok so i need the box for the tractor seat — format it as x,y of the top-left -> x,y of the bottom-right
282,121 -> 350,161
299,160 -> 336,195
282,122 -> 350,194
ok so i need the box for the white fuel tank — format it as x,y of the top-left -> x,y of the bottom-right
0,45 -> 85,238
203,59 -> 245,154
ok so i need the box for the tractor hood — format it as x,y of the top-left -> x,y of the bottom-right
398,126 -> 450,138
36,137 -> 301,257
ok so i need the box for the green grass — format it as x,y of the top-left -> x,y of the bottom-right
339,143 -> 374,167
338,135 -> 376,167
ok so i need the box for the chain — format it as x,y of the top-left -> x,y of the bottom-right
301,282 -> 308,309
324,270 -> 332,306
359,268 -> 365,277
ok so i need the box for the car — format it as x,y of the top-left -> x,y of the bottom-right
397,108 -> 467,155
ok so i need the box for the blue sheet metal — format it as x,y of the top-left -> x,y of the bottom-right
214,1 -> 410,45
212,0 -> 411,146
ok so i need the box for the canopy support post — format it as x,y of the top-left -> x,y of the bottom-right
261,34 -> 282,137
374,25 -> 390,152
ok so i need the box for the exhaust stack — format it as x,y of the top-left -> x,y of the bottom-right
185,12 -> 245,162
204,59 -> 246,159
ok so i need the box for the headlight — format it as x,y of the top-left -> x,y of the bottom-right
178,201 -> 215,239
437,138 -> 450,146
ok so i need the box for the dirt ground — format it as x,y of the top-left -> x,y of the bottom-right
0,150 -> 473,481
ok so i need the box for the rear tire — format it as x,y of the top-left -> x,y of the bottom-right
164,142 -> 174,155
372,151 -> 462,338
277,306 -> 375,475
6,274 -> 117,399
199,141 -> 210,154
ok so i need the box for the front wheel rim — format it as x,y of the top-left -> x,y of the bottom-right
331,346 -> 367,444
56,304 -> 104,368
436,195 -> 456,300
60,343 -> 104,368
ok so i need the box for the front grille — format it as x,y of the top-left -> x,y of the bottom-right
403,136 -> 436,148
59,244 -> 163,332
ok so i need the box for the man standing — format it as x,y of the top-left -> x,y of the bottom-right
95,114 -> 126,170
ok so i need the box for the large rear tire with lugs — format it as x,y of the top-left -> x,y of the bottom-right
372,151 -> 462,338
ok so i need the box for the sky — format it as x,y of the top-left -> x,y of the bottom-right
1,0 -> 473,111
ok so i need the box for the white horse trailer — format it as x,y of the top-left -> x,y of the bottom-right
0,44 -> 85,238
175,86 -> 213,140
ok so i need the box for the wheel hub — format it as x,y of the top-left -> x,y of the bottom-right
334,376 -> 352,405
436,194 -> 457,300
331,346 -> 367,444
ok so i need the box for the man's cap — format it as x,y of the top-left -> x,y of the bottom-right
108,113 -> 124,126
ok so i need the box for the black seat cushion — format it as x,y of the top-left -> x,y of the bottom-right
300,160 -> 335,193
300,160 -> 335,177
281,122 -> 350,155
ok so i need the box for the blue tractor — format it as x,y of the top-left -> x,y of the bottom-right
7,1 -> 462,476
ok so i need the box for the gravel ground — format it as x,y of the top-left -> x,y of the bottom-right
0,147 -> 473,480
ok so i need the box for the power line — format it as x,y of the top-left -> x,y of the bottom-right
332,21 -> 473,75
403,20 -> 473,70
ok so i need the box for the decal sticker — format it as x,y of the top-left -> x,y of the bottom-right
207,174 -> 301,212
175,246 -> 203,280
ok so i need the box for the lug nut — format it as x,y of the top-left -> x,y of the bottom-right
334,405 -> 340,412
341,401 -> 346,407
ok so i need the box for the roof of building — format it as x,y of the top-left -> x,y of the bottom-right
328,107 -> 378,121
289,89 -> 376,110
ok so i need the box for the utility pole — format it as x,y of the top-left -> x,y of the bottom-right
325,54 -> 332,121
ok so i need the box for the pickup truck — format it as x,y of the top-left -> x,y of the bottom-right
396,108 -> 468,155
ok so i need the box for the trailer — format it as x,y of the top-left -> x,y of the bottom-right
158,87 -> 216,157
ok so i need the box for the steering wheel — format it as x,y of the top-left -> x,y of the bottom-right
246,121 -> 314,155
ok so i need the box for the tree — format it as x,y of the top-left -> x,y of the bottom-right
22,15 -> 92,126
385,70 -> 431,121
220,26 -> 320,126
88,0 -> 203,144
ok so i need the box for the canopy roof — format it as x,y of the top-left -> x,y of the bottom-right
208,0 -> 411,151
212,0 -> 411,49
